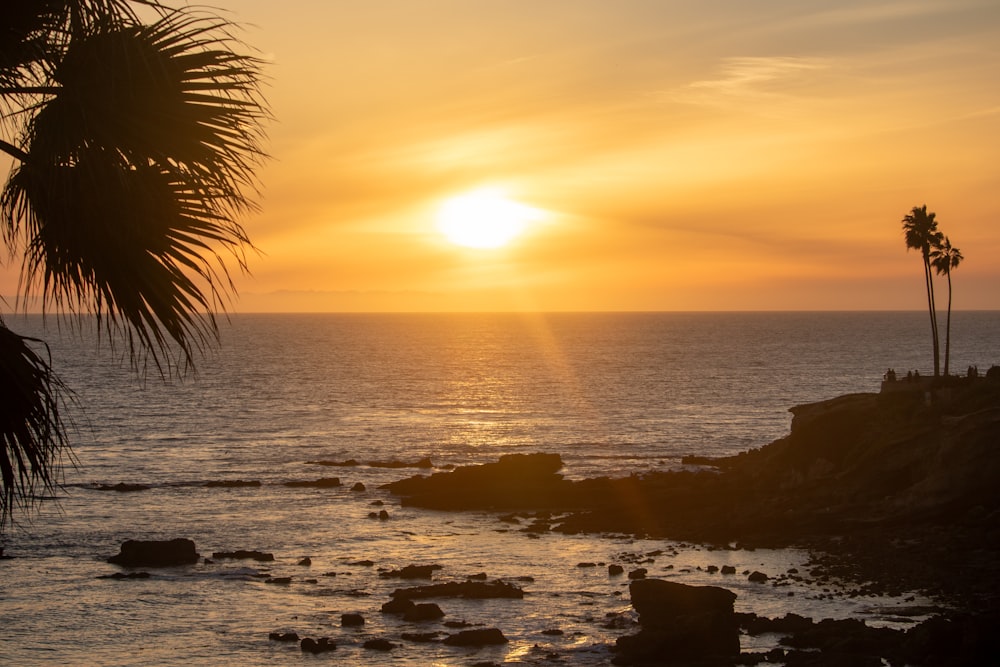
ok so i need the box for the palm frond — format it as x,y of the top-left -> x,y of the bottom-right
0,320 -> 70,529
3,147 -> 251,371
2,7 -> 267,373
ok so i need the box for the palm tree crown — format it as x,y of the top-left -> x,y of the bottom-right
0,1 -> 267,529
901,205 -> 943,376
930,236 -> 963,377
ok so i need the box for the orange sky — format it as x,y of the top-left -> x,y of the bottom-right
4,1 -> 1000,312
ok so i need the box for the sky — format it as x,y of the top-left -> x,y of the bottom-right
4,0 -> 1000,312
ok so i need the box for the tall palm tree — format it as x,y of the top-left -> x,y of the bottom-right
901,205 -> 943,377
930,237 -> 963,377
0,1 -> 267,528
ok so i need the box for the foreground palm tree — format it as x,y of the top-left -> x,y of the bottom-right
0,1 -> 267,528
930,237 -> 963,377
901,205 -> 943,377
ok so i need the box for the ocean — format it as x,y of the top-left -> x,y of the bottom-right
1,311 -> 997,665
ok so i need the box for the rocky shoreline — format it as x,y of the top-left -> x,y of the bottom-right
382,377 -> 1000,664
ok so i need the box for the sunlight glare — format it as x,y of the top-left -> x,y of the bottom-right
437,188 -> 544,249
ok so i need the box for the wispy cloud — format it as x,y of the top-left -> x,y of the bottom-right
664,56 -> 831,113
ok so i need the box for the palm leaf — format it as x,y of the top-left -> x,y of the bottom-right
0,320 -> 70,529
2,7 -> 267,372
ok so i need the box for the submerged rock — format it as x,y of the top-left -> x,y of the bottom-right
211,550 -> 274,562
283,477 -> 341,488
93,482 -> 150,492
391,579 -> 524,600
203,480 -> 261,488
107,538 -> 199,567
97,571 -> 151,579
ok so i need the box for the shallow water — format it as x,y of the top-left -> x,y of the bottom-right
1,312 -> 996,665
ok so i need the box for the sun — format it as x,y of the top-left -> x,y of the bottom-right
436,188 -> 543,249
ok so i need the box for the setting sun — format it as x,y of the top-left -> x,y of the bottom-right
436,189 -> 544,249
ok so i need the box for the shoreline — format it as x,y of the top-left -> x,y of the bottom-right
382,379 -> 1000,662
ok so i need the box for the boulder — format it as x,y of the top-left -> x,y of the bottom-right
107,539 -> 199,567
380,564 -> 441,579
381,598 -> 416,615
363,638 -> 395,651
341,613 -> 365,627
442,628 -> 508,646
614,579 -> 739,665
403,603 -> 445,622
300,637 -> 335,654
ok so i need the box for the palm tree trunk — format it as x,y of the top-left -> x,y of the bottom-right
922,252 -> 940,376
944,272 -> 953,377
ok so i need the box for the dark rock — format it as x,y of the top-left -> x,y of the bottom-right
268,632 -> 299,642
403,603 -> 445,622
577,562 -> 597,568
615,579 -> 739,665
363,638 -> 395,651
748,570 -> 768,583
379,564 -> 441,579
541,628 -> 564,636
384,453 -> 565,510
351,559 -> 375,567
283,477 -> 341,488
265,577 -> 291,584
97,571 -> 151,579
628,568 -> 647,580
381,598 -> 416,615
391,580 -> 524,600
306,458 -> 359,467
443,620 -> 473,628
609,564 -> 625,576
212,550 -> 274,562
94,482 -> 150,492
721,565 -> 737,575
204,479 -> 260,488
107,539 -> 199,567
369,458 -> 433,469
352,482 -> 366,492
300,637 -> 335,653
706,565 -> 719,573
378,509 -> 389,520
401,632 -> 441,642
467,571 -> 488,580
341,613 -> 365,627
297,557 -> 311,566
743,612 -> 814,636
443,628 -> 508,646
